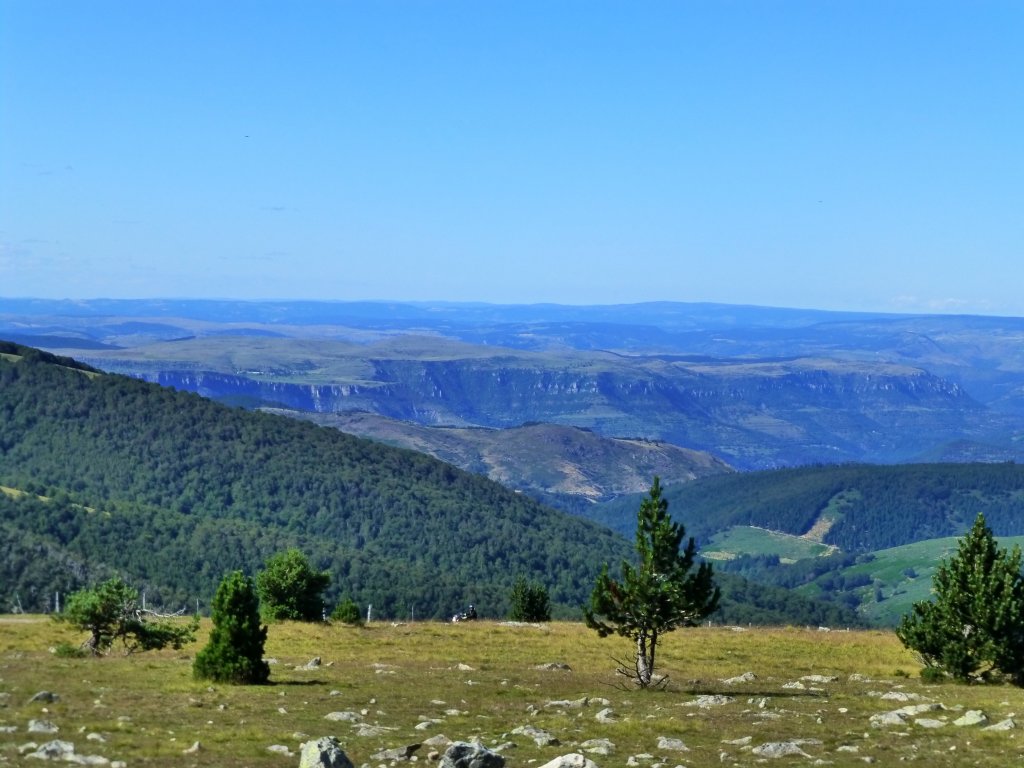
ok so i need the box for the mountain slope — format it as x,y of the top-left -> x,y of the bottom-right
0,345 -> 861,627
0,348 -> 633,618
267,409 -> 732,508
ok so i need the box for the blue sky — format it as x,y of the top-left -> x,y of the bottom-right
2,2 -> 1022,314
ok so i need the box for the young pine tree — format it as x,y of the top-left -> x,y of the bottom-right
509,575 -> 551,622
584,476 -> 719,688
897,513 -> 1024,684
193,571 -> 270,685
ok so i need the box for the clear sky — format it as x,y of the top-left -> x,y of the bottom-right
2,2 -> 1022,315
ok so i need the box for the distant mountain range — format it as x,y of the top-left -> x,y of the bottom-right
5,298 -> 1024,475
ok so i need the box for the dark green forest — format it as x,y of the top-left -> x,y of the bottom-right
594,462 -> 1024,551
0,344 -> 859,626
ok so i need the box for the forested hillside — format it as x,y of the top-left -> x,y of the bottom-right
0,345 -> 858,626
594,462 -> 1024,551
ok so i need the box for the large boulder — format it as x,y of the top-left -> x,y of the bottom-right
298,737 -> 354,768
440,741 -> 505,768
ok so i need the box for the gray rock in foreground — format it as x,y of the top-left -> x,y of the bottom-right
298,736 -> 354,768
440,741 -> 505,768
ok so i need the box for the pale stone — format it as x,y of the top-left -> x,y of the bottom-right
953,710 -> 988,727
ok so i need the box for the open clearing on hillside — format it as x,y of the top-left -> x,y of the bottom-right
3,618 -> 1024,766
704,525 -> 837,562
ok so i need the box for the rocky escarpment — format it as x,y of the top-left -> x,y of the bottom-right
111,353 -> 988,470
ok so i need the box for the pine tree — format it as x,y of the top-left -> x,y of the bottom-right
584,477 -> 719,687
193,571 -> 270,685
255,549 -> 330,622
897,513 -> 1024,684
509,575 -> 551,622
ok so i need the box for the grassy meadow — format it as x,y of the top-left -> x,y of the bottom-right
3,617 -> 1024,766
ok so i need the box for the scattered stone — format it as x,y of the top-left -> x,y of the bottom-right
656,736 -> 689,752
267,744 -> 293,756
512,724 -> 559,746
537,755 -> 599,768
953,710 -> 988,727
781,681 -> 806,690
626,753 -> 654,765
455,663 -> 475,671
580,738 -> 615,755
439,741 -> 505,768
295,657 -> 321,671
299,736 -> 355,768
0,725 -> 16,734
914,718 -> 946,729
721,671 -> 757,685
371,744 -> 422,761
848,673 -> 873,682
86,733 -> 105,742
594,707 -> 618,724
415,719 -> 443,730
535,662 -> 572,671
879,691 -> 923,702
183,741 -> 201,754
801,675 -> 838,684
545,696 -> 590,709
353,724 -> 394,737
836,745 -> 859,753
323,711 -> 361,722
423,734 -> 452,747
983,718 -> 1016,731
869,710 -> 906,728
28,720 -> 59,734
683,695 -> 734,708
24,740 -> 75,760
751,741 -> 812,758
28,692 -> 60,704
722,736 -> 751,746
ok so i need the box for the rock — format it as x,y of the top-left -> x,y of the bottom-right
295,657 -> 322,671
896,703 -> 943,716
580,738 -> 615,755
983,718 -> 1016,731
28,720 -> 59,734
869,711 -> 907,727
371,744 -> 421,761
626,754 -> 654,765
914,718 -> 946,728
353,723 -> 393,737
267,744 -> 292,756
595,707 -> 618,724
781,681 -> 806,690
183,741 -> 201,754
683,695 -> 734,708
535,662 -> 572,671
423,734 -> 452,747
28,692 -> 60,704
537,755 -> 599,768
439,741 -> 505,768
545,696 -> 590,709
953,710 -> 988,727
25,740 -> 75,760
415,720 -> 443,730
751,741 -> 812,758
721,672 -> 757,685
299,736 -> 355,768
323,711 -> 361,722
455,663 -> 475,671
656,736 -> 689,752
722,736 -> 751,746
879,691 -> 923,702
512,724 -> 559,746
800,675 -> 838,683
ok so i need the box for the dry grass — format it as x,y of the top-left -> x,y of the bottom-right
2,617 -> 1024,766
